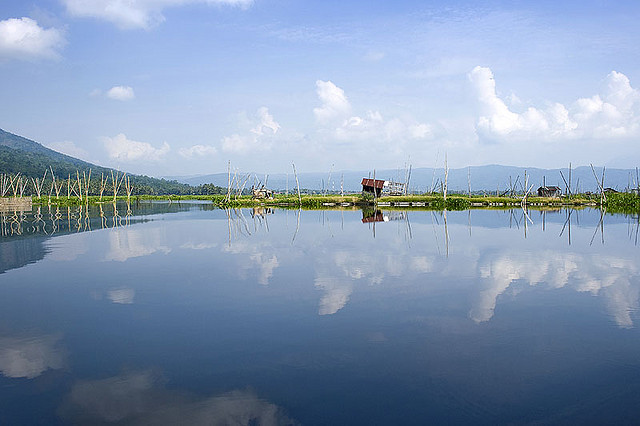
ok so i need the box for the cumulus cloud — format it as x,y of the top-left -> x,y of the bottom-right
314,80 -> 352,123
106,85 -> 135,101
336,112 -> 433,143
62,0 -> 254,30
222,107 -> 280,153
0,333 -> 66,379
314,80 -> 433,146
469,66 -> 640,142
61,370 -> 296,424
0,17 -> 65,60
178,144 -> 217,158
103,133 -> 170,162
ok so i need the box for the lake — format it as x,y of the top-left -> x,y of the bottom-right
1,202 -> 639,424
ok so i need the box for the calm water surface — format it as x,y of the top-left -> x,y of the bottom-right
1,203 -> 640,424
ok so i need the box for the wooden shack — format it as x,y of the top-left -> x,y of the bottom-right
537,186 -> 561,197
361,178 -> 386,197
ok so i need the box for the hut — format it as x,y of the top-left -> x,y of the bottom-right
251,186 -> 273,199
537,186 -> 562,197
361,178 -> 386,197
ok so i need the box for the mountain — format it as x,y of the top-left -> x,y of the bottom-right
4,128 -> 636,195
168,164 -> 638,194
0,128 -> 198,195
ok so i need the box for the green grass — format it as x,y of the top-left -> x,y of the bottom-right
13,191 -> 640,212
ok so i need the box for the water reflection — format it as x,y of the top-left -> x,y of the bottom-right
0,333 -> 66,379
107,288 -> 136,304
1,205 -> 640,423
105,227 -> 171,262
473,250 -> 640,327
0,203 -> 133,239
60,370 -> 297,425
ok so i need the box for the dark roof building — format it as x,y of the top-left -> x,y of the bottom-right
361,178 -> 386,196
537,186 -> 562,197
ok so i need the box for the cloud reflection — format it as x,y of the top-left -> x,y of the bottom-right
314,249 -> 437,315
472,250 -> 640,327
224,241 -> 281,286
105,228 -> 171,262
315,276 -> 353,316
61,370 -> 297,425
108,288 -> 135,304
0,333 -> 66,379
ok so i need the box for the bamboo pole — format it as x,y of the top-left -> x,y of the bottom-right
326,164 -> 334,196
590,164 -> 606,204
18,176 -> 28,197
84,170 -> 91,202
443,154 -> 448,202
99,173 -> 107,201
9,173 -> 20,198
292,162 -> 301,206
0,174 -> 8,197
226,160 -> 231,203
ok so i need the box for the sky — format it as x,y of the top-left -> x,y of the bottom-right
1,0 -> 640,177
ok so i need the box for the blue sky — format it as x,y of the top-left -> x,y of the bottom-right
1,0 -> 639,177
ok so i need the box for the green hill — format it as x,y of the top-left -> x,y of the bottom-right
0,128 -> 221,195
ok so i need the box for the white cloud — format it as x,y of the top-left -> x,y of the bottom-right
222,107 -> 280,153
46,140 -> 90,160
0,17 -> 65,60
0,333 -> 66,379
62,0 -> 254,30
469,66 -> 640,142
335,112 -> 433,143
106,85 -> 135,101
252,106 -> 280,135
103,133 -> 170,162
314,80 -> 433,146
179,144 -> 217,158
314,80 -> 352,124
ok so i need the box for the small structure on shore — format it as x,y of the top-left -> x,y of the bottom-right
361,178 -> 385,197
251,185 -> 273,199
537,186 -> 562,197
361,178 -> 407,196
0,196 -> 32,212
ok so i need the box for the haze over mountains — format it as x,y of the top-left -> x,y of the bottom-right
0,128 -> 193,194
1,127 -> 636,194
168,165 -> 636,194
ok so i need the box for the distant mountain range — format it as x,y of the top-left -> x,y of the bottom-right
2,127 -> 637,194
167,164 -> 638,194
